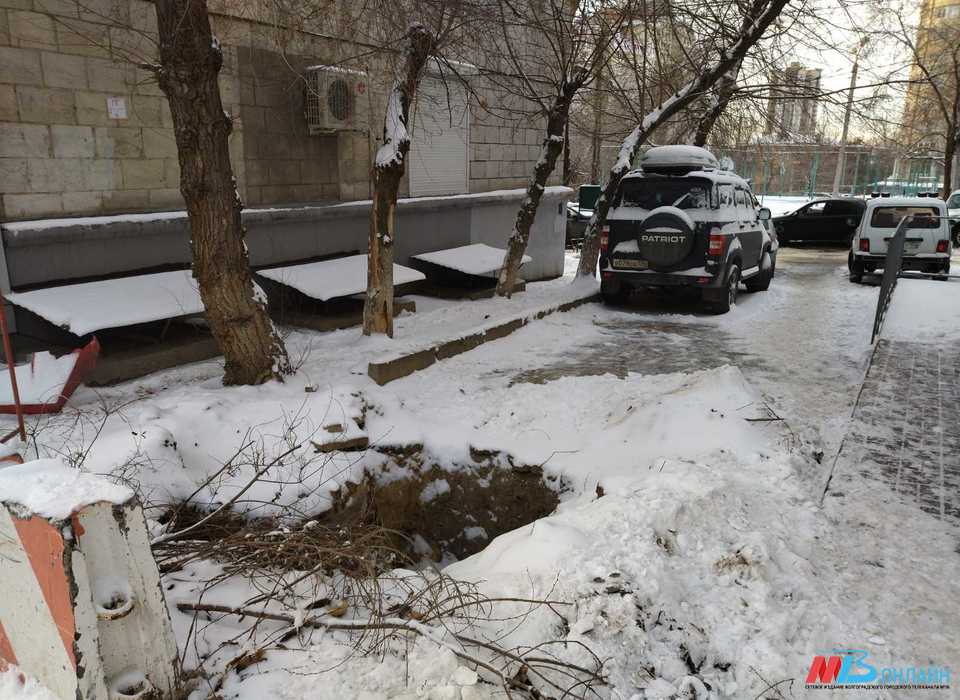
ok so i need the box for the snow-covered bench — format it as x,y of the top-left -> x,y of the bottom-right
5,270 -> 226,386
257,254 -> 425,302
408,244 -> 531,298
256,254 -> 425,332
6,270 -> 209,337
410,243 -> 530,279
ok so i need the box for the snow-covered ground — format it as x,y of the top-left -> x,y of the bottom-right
3,250 -> 959,699
884,276 -> 960,342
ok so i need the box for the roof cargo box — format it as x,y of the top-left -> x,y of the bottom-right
640,145 -> 719,174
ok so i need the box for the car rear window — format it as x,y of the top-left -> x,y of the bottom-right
869,206 -> 940,229
619,178 -> 711,210
948,194 -> 960,209
823,201 -> 863,216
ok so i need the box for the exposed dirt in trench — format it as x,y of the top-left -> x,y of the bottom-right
328,445 -> 566,561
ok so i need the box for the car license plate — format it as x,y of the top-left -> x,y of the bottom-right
613,258 -> 648,270
904,240 -> 921,252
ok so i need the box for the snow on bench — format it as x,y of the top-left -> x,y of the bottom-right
411,243 -> 530,278
257,254 -> 425,302
6,270 -> 211,336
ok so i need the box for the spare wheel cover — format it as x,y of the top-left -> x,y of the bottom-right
638,210 -> 695,268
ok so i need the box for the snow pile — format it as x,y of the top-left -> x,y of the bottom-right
378,364 -> 768,493
214,634 -> 495,699
77,383 -> 368,520
0,667 -> 59,700
0,457 -> 132,519
882,277 -> 960,342
0,350 -> 78,406
447,448 -> 831,697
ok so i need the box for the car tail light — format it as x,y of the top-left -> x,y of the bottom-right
937,239 -> 949,253
600,225 -> 609,252
708,228 -> 725,256
859,238 -> 870,252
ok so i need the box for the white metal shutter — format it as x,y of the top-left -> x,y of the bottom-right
409,78 -> 469,197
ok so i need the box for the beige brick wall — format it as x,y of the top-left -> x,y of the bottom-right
0,0 -> 555,221
0,0 -> 193,219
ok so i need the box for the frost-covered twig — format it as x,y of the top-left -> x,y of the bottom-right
177,600 -> 607,698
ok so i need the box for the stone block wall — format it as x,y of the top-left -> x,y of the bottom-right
0,0 -> 206,219
0,0 -> 554,221
237,46 -> 371,206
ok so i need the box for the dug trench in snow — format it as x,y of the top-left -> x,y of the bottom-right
156,444 -> 565,566
329,445 -> 565,561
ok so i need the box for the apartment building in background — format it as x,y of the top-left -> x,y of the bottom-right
765,62 -> 822,140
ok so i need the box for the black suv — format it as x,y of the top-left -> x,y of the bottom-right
599,145 -> 776,314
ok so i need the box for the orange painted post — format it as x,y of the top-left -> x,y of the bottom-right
0,292 -> 25,443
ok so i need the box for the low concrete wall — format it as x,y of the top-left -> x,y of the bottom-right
0,187 -> 571,290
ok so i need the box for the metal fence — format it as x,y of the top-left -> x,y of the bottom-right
870,216 -> 909,343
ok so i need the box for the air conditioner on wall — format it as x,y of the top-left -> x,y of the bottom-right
304,65 -> 369,134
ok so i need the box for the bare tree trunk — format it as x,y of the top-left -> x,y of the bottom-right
693,72 -> 736,147
577,0 -> 790,279
943,128 -> 956,198
154,0 -> 289,385
496,80 -> 582,297
363,25 -> 435,337
590,76 -> 605,182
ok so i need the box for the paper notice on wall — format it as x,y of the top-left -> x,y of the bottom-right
107,96 -> 128,120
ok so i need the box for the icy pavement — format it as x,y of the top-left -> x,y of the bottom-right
506,246 -> 878,457
835,276 -> 960,524
843,338 -> 960,522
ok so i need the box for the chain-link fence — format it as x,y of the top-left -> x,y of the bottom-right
712,144 -> 919,197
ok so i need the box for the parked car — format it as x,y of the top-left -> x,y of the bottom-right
849,196 -> 952,282
599,145 -> 776,314
946,189 -> 960,246
772,198 -> 865,245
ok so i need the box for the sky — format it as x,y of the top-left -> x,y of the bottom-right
762,0 -> 919,140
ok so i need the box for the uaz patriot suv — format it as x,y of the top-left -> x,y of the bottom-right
599,145 -> 776,314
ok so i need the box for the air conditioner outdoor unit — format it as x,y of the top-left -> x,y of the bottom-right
304,65 -> 369,134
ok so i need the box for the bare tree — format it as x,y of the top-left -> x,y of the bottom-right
691,0 -> 769,146
152,0 -> 291,384
886,7 -> 960,196
577,0 -> 792,279
494,0 -> 630,297
363,25 -> 437,336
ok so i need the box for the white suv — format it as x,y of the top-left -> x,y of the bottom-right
849,196 -> 951,283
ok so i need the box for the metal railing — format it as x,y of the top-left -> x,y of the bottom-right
870,216 -> 909,343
